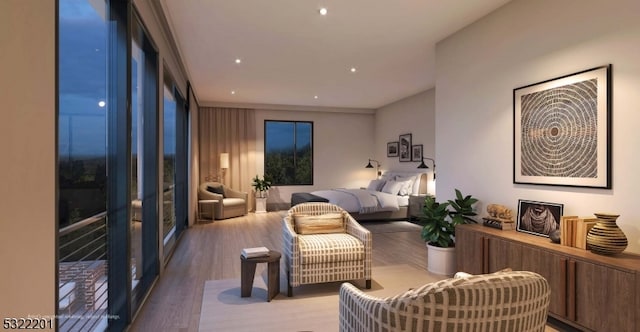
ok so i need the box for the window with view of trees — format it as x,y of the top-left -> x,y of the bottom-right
264,121 -> 313,185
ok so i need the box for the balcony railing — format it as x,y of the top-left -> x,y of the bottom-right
58,212 -> 108,332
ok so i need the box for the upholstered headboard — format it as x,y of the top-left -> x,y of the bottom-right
380,171 -> 429,195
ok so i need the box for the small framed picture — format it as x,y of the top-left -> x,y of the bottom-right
516,199 -> 564,237
399,133 -> 412,162
387,142 -> 399,157
411,144 -> 423,162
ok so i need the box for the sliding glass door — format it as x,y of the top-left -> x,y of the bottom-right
162,82 -> 177,249
130,11 -> 159,312
162,73 -> 188,257
58,1 -> 161,330
58,0 -> 108,330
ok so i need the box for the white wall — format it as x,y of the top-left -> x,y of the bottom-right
435,0 -> 640,253
375,89 -> 436,194
255,109 -> 375,205
0,0 -> 56,317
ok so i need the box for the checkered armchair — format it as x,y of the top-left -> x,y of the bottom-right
339,270 -> 550,332
283,202 -> 372,296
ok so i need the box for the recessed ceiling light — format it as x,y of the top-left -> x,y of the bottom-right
235,58 -> 242,64
98,100 -> 106,107
350,67 -> 357,73
319,7 -> 328,16
231,90 -> 236,95
314,95 -> 319,99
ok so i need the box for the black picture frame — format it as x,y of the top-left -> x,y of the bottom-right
411,144 -> 423,162
516,199 -> 564,238
399,133 -> 412,162
387,142 -> 399,157
513,65 -> 611,188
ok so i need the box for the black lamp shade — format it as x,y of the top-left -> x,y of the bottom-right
365,160 -> 374,168
417,158 -> 429,169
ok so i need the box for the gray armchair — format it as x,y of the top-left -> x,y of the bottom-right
198,182 -> 248,220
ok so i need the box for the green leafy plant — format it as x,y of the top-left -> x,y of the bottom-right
251,175 -> 272,197
420,189 -> 478,248
448,189 -> 479,225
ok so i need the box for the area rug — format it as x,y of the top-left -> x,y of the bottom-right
198,264 -> 442,331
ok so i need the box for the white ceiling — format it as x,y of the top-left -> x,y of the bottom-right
160,0 -> 511,109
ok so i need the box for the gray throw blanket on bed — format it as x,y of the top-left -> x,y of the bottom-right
334,189 -> 399,214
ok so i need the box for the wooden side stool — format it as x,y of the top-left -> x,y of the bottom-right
240,250 -> 281,302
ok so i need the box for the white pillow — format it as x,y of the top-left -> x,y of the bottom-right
395,176 -> 415,196
367,179 -> 386,191
381,180 -> 403,195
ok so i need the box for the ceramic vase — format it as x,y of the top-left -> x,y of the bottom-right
586,213 -> 628,255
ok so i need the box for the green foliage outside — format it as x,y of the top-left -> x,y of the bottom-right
59,158 -> 107,228
265,145 -> 312,185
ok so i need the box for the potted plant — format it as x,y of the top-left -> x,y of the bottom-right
420,189 -> 478,275
251,175 -> 272,198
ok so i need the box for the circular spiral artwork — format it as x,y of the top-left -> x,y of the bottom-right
520,78 -> 598,178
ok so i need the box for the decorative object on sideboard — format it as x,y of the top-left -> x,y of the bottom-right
549,229 -> 561,243
482,204 -> 515,230
559,216 -> 598,249
513,65 -> 611,188
516,199 -> 563,237
416,157 -> 436,180
365,159 -> 381,179
586,213 -> 628,255
387,141 -> 399,157
411,144 -> 423,162
399,133 -> 412,162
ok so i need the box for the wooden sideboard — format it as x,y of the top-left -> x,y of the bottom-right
456,224 -> 640,332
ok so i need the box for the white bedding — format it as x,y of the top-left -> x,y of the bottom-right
310,171 -> 426,214
310,188 -> 404,214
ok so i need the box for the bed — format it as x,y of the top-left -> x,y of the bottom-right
310,171 -> 429,221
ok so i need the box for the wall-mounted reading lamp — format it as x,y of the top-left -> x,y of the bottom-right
417,157 -> 436,180
365,159 -> 381,178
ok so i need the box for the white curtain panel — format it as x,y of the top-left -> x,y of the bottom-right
198,107 -> 257,209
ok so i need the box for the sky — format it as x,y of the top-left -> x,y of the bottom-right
59,0 -> 107,158
265,121 -> 312,153
59,0 -> 177,159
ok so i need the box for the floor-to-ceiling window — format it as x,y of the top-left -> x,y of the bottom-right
162,81 -> 177,247
162,71 -> 188,258
58,1 -> 108,330
130,11 -> 160,314
58,1 -> 160,330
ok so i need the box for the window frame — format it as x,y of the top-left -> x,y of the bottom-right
264,120 -> 314,186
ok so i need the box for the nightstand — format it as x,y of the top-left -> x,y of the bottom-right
408,194 -> 428,220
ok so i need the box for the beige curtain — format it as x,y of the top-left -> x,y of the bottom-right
198,107 -> 257,209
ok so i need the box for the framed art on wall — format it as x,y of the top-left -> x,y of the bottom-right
387,142 -> 399,157
411,144 -> 423,162
513,65 -> 611,188
399,133 -> 412,162
516,199 -> 563,238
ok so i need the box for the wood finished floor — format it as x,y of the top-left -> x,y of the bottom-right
128,212 -> 573,332
128,212 -> 427,332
